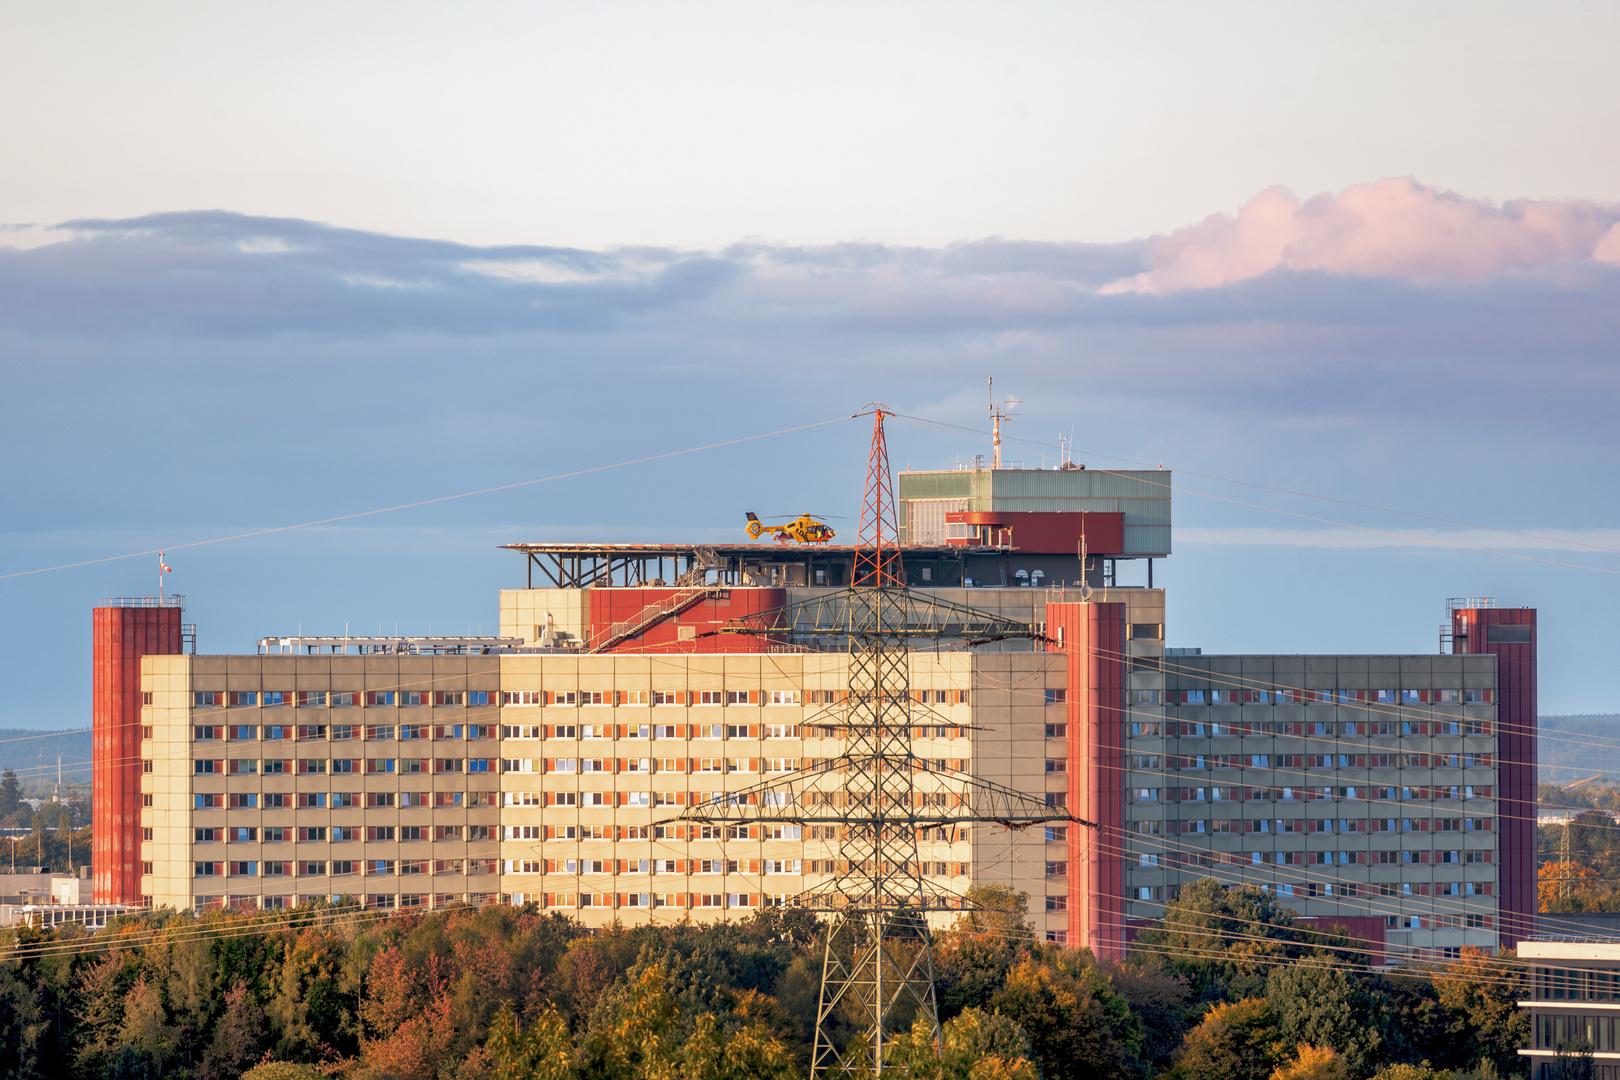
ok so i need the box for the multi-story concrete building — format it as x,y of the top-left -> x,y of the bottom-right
98,464 -> 1538,962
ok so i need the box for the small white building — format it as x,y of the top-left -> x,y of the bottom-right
1518,938 -> 1620,1079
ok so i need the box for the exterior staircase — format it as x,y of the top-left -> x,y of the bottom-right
588,585 -> 729,653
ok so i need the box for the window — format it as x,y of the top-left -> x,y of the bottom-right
1045,724 -> 1067,738
366,691 -> 395,707
194,862 -> 218,877
192,691 -> 219,708
193,725 -> 222,741
297,724 -> 327,739
1044,689 -> 1067,705
1129,623 -> 1162,640
263,691 -> 288,707
1129,690 -> 1161,705
1487,624 -> 1531,643
229,692 -> 257,707
1045,895 -> 1068,911
1045,759 -> 1067,773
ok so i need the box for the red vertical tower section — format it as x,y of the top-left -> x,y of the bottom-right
1452,605 -> 1537,946
93,600 -> 182,904
1047,600 -> 1127,960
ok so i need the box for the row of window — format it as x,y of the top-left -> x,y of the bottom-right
189,824 -> 494,843
1132,784 -> 1495,803
1141,688 -> 1493,706
505,822 -> 825,842
191,790 -> 496,808
193,858 -> 499,877
188,689 -> 963,710
501,756 -> 811,775
1130,816 -> 1494,835
1126,882 -> 1498,914
1530,1012 -> 1620,1051
1129,720 -> 1492,738
1132,752 -> 1495,770
190,691 -> 496,709
1139,850 -> 1492,869
190,724 -> 497,742
187,758 -> 496,775
1536,967 -> 1620,1002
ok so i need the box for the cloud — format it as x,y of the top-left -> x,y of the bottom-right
1102,177 -> 1620,294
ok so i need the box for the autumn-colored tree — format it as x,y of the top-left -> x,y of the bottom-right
1170,998 -> 1283,1080
1431,947 -> 1533,1077
1271,1044 -> 1350,1080
882,1009 -> 1039,1080
989,952 -> 1139,1080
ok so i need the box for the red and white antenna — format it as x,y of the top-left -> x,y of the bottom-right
158,551 -> 172,602
852,406 -> 905,587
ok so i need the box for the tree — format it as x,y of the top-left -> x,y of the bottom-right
1367,1064 -> 1452,1080
199,981 -> 268,1080
1134,879 -> 1362,1002
1271,1045 -> 1349,1080
989,953 -> 1139,1080
1265,962 -> 1385,1074
882,1009 -> 1040,1080
0,769 -> 21,821
486,1004 -> 575,1080
1170,998 -> 1283,1080
1431,948 -> 1533,1077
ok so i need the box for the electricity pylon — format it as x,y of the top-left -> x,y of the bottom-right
676,407 -> 1095,1075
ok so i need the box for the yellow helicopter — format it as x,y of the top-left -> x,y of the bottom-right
745,511 -> 837,545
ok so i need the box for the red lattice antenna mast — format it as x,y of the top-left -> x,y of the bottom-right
853,406 -> 905,587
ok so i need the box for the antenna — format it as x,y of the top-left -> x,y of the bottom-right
987,378 -> 1020,470
671,407 -> 1096,1075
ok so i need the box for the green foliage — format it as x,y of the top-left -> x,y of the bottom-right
1265,962 -> 1386,1075
0,769 -> 22,823
0,884 -> 1546,1080
1366,1063 -> 1452,1080
1134,880 -> 1365,1003
882,1009 -> 1040,1080
1169,997 -> 1283,1080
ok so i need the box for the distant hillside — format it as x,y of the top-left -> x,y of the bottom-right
0,728 -> 92,788
1540,715 -> 1620,783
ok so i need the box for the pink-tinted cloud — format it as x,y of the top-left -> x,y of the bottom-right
1102,177 -> 1620,294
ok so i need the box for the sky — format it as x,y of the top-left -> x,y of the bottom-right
2,1 -> 1618,728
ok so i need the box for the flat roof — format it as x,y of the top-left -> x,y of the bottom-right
499,542 -> 1005,556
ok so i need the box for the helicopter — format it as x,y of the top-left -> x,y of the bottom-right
744,511 -> 837,545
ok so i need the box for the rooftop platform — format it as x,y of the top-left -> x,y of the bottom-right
499,541 -> 1113,590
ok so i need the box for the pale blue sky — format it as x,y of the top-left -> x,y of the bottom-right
1,2 -> 1617,726
4,1 -> 1619,248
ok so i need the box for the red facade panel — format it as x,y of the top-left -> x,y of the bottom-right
586,588 -> 788,653
93,605 -> 182,905
1452,606 -> 1537,946
945,511 -> 1125,555
1047,601 -> 1127,960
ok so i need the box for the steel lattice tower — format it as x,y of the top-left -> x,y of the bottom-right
676,408 -> 1094,1075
